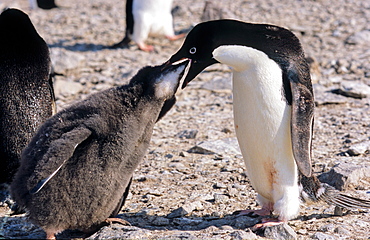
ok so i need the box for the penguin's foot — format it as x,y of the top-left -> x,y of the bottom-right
234,206 -> 272,217
166,33 -> 186,41
137,43 -> 154,52
252,218 -> 284,230
45,231 -> 56,240
105,217 -> 131,226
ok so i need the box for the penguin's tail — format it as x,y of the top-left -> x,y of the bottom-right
299,174 -> 370,210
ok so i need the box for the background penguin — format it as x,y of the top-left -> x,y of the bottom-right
29,0 -> 58,10
111,0 -> 185,51
11,60 -> 189,240
167,19 -> 370,227
0,8 -> 55,186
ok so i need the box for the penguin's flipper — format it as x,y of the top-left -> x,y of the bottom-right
288,64 -> 314,177
30,127 -> 92,194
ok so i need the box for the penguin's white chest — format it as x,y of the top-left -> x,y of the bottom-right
213,45 -> 298,203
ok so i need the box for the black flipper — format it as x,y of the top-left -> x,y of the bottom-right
288,62 -> 314,177
300,174 -> 370,210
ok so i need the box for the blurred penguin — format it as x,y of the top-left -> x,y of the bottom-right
111,0 -> 185,51
29,0 -> 58,10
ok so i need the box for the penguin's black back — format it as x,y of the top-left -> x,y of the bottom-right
0,9 -> 54,184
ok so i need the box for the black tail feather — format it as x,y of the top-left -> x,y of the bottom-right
299,173 -> 370,210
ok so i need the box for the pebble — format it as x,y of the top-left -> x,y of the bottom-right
260,223 -> 297,240
188,138 -> 241,155
318,162 -> 370,190
50,48 -> 86,74
53,76 -> 84,98
175,129 -> 198,139
347,140 -> 370,156
313,84 -> 348,106
346,30 -> 370,45
332,80 -> 370,99
310,232 -> 336,240
229,229 -> 258,240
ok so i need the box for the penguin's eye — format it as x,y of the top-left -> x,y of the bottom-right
189,47 -> 196,54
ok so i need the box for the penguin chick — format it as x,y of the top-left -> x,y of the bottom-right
11,60 -> 189,240
0,8 -> 55,185
111,0 -> 185,51
167,19 -> 370,227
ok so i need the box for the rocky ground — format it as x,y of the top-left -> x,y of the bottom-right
1,0 -> 370,239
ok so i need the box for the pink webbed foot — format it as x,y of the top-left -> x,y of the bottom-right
252,217 -> 285,230
234,201 -> 275,218
166,33 -> 186,41
137,43 -> 154,52
45,231 -> 56,240
234,206 -> 272,217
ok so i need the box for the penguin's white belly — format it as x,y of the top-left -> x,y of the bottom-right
213,45 -> 300,220
233,68 -> 297,197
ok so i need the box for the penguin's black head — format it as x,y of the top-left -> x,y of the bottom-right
0,8 -> 43,48
167,21 -> 219,88
167,19 -> 303,88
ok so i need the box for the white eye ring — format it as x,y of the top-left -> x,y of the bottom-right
189,47 -> 196,54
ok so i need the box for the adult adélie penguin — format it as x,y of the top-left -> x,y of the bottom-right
167,19 -> 370,227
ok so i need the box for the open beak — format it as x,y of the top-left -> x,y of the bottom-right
166,56 -> 217,89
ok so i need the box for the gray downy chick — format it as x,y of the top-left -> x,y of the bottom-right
11,60 -> 188,239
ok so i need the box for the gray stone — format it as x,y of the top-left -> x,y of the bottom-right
346,30 -> 370,45
231,216 -> 260,229
313,84 -> 348,105
166,231 -> 196,239
318,162 -> 370,190
188,138 -> 241,155
167,202 -> 200,218
347,140 -> 370,156
332,80 -> 370,99
334,226 -> 350,235
213,193 -> 229,203
319,223 -> 336,232
87,225 -> 151,239
50,48 -> 86,74
176,129 -> 198,139
229,229 -> 258,239
172,217 -> 203,226
150,216 -> 170,226
261,223 -> 297,240
310,232 -> 336,240
54,77 -> 84,98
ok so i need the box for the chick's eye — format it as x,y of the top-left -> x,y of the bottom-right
189,47 -> 196,54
